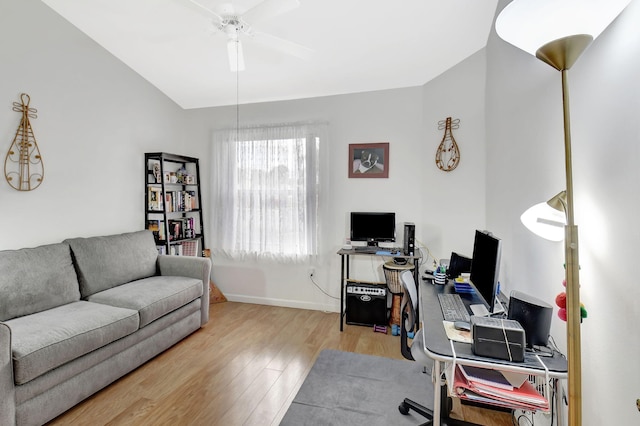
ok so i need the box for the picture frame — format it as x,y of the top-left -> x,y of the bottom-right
148,159 -> 162,183
348,142 -> 389,178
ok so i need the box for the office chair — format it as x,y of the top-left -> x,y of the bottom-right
398,270 -> 434,425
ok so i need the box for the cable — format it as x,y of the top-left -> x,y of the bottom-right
512,411 -> 534,426
309,274 -> 340,300
415,238 -> 438,268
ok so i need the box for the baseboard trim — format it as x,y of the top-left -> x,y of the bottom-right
223,294 -> 339,313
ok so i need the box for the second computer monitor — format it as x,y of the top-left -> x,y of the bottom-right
470,230 -> 502,313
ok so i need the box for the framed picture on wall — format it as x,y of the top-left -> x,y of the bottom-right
348,142 -> 389,178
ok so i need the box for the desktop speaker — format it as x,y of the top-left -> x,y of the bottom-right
346,282 -> 387,326
507,290 -> 553,348
403,222 -> 415,256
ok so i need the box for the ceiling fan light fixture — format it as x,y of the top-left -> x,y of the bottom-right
227,39 -> 245,72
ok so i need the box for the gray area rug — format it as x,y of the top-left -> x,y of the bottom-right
281,349 -> 434,426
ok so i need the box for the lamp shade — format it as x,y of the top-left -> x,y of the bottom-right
520,201 -> 566,242
495,0 -> 632,56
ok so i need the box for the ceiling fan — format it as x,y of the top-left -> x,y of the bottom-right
187,0 -> 313,71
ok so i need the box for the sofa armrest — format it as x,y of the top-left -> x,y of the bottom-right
0,322 -> 15,426
157,255 -> 212,325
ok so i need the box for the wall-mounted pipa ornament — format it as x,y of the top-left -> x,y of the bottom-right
435,117 -> 460,172
4,93 -> 44,191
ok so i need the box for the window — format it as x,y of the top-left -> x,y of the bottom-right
210,122 -> 325,262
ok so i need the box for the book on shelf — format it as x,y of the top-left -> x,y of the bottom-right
147,219 -> 166,241
181,240 -> 199,256
165,192 -> 173,212
450,365 -> 548,412
170,243 -> 183,256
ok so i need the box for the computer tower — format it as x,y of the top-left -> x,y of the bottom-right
345,282 -> 387,326
403,222 -> 415,256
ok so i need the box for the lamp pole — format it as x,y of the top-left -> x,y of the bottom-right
536,34 -> 592,426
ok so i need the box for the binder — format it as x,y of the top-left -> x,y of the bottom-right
451,365 -> 549,411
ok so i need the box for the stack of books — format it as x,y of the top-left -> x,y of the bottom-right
450,364 -> 549,412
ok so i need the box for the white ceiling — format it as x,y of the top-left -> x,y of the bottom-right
41,0 -> 499,110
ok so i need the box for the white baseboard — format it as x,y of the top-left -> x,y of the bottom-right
223,294 -> 339,313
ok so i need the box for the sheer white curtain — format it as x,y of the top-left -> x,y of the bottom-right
210,122 -> 326,262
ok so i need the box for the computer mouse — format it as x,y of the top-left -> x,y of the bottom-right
453,321 -> 471,332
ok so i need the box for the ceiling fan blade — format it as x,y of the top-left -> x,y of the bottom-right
251,31 -> 313,60
227,39 -> 245,71
242,0 -> 300,24
184,0 -> 224,21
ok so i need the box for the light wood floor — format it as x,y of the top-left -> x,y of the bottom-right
48,302 -> 513,426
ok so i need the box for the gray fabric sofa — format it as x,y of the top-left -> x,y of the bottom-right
0,230 -> 211,426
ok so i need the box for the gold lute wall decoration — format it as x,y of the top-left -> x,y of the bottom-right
435,117 -> 460,172
4,93 -> 44,191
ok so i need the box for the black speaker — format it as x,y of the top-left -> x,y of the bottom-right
507,290 -> 553,348
403,222 -> 415,256
346,283 -> 387,326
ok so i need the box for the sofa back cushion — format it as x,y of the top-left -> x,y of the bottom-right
64,230 -> 158,298
0,243 -> 80,321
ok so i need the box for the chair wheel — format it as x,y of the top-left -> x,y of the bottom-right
398,402 -> 410,415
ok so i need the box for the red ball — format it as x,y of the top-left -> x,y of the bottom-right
558,308 -> 567,321
555,292 -> 567,309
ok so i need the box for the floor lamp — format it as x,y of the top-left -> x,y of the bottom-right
495,1 -> 631,425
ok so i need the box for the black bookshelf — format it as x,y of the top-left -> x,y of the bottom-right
144,152 -> 205,256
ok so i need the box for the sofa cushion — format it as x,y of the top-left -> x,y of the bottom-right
7,301 -> 139,385
64,230 -> 158,298
87,276 -> 203,328
0,243 -> 80,321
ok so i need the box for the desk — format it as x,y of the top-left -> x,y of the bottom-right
337,248 -> 421,331
419,280 -> 568,426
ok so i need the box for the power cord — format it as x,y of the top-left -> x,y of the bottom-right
415,238 -> 438,268
309,274 -> 340,300
512,410 -> 534,426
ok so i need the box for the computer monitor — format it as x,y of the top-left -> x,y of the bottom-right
350,212 -> 395,247
447,252 -> 472,279
469,230 -> 502,313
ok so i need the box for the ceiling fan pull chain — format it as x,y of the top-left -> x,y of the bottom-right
435,117 -> 460,172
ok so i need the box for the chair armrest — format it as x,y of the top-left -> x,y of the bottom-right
157,255 -> 212,325
0,322 -> 15,425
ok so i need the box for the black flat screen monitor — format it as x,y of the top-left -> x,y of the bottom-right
470,230 -> 502,313
447,252 -> 472,279
350,212 -> 395,247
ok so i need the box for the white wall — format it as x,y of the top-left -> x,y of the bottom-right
187,48 -> 488,312
421,49 -> 488,259
189,89 -> 426,311
0,0 -> 195,250
486,1 -> 640,424
0,1 -> 489,315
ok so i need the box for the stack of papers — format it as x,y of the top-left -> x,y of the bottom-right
449,365 -> 548,412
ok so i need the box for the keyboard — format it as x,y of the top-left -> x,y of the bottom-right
354,246 -> 403,253
438,293 -> 471,322
353,247 -> 379,254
